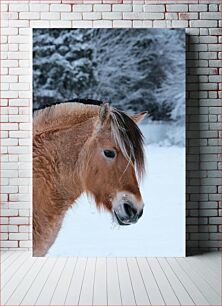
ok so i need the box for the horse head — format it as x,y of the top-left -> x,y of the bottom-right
81,103 -> 147,226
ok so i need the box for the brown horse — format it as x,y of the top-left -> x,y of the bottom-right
33,102 -> 147,256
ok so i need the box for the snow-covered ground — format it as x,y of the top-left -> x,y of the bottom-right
47,127 -> 185,257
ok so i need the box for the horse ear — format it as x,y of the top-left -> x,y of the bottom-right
131,111 -> 148,124
99,103 -> 110,126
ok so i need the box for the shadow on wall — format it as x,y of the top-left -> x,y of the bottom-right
186,34 -> 208,256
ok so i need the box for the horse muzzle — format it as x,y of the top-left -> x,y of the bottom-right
113,201 -> 143,226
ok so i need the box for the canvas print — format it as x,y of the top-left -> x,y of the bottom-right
33,29 -> 185,257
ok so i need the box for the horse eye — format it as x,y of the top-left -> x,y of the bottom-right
103,150 -> 116,159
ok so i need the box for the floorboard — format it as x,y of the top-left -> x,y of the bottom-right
93,257 -> 107,305
1,251 -> 220,306
78,257 -> 96,305
167,257 -> 210,305
107,257 -> 122,306
50,257 -> 77,305
64,257 -> 87,306
117,257 -> 136,305
176,257 -> 221,305
158,258 -> 195,305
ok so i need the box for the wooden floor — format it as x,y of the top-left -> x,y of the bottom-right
1,251 -> 221,306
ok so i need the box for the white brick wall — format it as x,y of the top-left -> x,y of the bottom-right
0,0 -> 221,254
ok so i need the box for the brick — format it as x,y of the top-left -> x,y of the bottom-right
29,4 -> 49,11
209,4 -> 219,11
50,4 -> 71,12
1,138 -> 18,147
0,241 -> 18,247
9,115 -> 29,123
113,20 -> 132,28
0,218 -> 8,225
208,44 -> 221,52
209,60 -> 221,67
102,12 -> 122,19
133,5 -> 143,12
73,4 -> 92,12
93,20 -> 112,27
189,4 -> 207,12
2,122 -> 18,132
190,20 -> 218,28
198,28 -> 209,35
210,233 -> 221,240
9,217 -> 29,225
83,12 -> 102,20
19,210 -> 30,217
143,5 -> 165,12
50,21 -> 72,28
179,13 -> 198,20
9,4 -> 28,11
19,226 -> 30,233
199,52 -> 217,60
210,28 -> 221,35
9,68 -> 31,75
1,60 -> 18,68
200,12 -> 221,19
199,241 -> 221,248
165,13 -> 178,20
61,13 -> 82,20
200,202 -> 218,209
209,194 -> 221,201
9,20 -> 29,28
1,4 -> 8,11
199,36 -> 217,44
123,12 -> 164,19
19,241 -> 31,248
9,233 -> 29,240
8,44 -> 18,52
2,28 -> 18,36
71,20 -> 91,28
199,225 -> 217,233
8,146 -> 30,154
112,4 -> 132,11
199,209 -> 218,217
9,99 -> 29,107
2,233 -> 10,240
30,21 -> 50,28
1,209 -> 18,216
191,233 -> 209,241
19,12 -> 40,20
40,12 -> 60,20
1,169 -> 18,178
94,4 -> 111,11
154,20 -> 172,27
166,5 -> 188,12
171,20 -> 188,28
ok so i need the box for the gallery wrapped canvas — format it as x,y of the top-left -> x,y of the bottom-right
33,29 -> 185,256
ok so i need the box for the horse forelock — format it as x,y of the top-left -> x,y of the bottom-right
110,108 -> 145,179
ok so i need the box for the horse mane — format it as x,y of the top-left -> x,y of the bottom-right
33,98 -> 103,113
110,107 -> 145,179
33,101 -> 99,134
34,100 -> 145,178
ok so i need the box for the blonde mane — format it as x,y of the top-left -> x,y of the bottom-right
33,102 -> 99,134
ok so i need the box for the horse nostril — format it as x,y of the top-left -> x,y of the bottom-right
138,209 -> 143,219
123,203 -> 137,218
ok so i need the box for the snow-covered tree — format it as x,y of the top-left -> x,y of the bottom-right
33,29 -> 185,122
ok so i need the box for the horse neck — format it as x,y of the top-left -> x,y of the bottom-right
33,111 -> 96,214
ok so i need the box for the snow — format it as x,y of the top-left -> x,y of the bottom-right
47,142 -> 185,257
